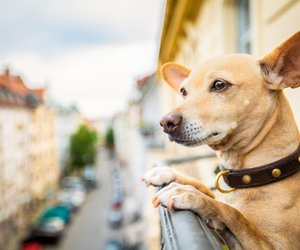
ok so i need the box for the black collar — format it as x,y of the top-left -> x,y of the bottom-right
216,145 -> 300,192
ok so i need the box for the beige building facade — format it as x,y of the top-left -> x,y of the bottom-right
0,107 -> 32,247
30,104 -> 59,200
0,69 -> 59,247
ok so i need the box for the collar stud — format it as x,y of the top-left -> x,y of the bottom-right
242,175 -> 251,184
272,168 -> 281,178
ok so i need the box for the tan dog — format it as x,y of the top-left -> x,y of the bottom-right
142,32 -> 300,249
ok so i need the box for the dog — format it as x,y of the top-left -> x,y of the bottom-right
142,31 -> 300,249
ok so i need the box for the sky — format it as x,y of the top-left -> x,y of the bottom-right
0,0 -> 165,118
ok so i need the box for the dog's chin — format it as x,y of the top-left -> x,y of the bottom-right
168,135 -> 203,147
168,132 -> 221,147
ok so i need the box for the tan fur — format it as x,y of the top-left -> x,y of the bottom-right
143,32 -> 300,249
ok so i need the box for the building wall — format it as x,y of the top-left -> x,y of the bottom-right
251,0 -> 300,127
0,107 -> 32,246
0,107 -> 31,215
177,0 -> 225,66
114,112 -> 131,163
0,69 -> 60,247
30,106 -> 59,200
0,104 -> 59,247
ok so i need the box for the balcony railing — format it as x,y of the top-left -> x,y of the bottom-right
155,153 -> 226,250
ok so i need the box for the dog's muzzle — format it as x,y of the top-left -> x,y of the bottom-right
160,113 -> 183,134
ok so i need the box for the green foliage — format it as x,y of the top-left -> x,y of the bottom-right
104,126 -> 115,147
69,124 -> 98,171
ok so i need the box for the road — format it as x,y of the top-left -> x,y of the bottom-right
45,150 -> 142,250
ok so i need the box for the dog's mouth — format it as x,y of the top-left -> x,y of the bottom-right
161,119 -> 223,147
168,132 -> 220,147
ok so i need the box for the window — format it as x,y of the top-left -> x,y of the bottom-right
237,0 -> 251,53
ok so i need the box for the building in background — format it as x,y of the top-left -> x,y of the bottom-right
0,69 -> 59,246
0,69 -> 33,247
29,93 -> 59,201
137,74 -> 164,149
112,74 -> 168,250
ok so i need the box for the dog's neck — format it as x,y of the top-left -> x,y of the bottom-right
215,92 -> 300,170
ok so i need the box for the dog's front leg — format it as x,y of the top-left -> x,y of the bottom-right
142,167 -> 214,198
153,183 -> 273,250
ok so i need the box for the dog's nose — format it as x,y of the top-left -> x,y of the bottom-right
160,113 -> 183,133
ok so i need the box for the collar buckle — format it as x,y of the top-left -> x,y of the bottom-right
215,169 -> 236,193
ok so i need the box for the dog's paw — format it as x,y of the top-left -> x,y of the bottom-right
152,182 -> 204,211
141,167 -> 179,187
152,182 -> 225,231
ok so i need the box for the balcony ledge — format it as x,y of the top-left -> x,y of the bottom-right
155,153 -> 226,250
160,206 -> 223,250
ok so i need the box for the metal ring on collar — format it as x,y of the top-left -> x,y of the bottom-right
215,169 -> 236,193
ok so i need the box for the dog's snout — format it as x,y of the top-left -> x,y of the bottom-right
160,113 -> 183,133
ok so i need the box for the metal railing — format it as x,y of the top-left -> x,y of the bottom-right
155,153 -> 225,250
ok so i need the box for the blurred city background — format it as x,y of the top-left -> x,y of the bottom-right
1,0 -> 300,250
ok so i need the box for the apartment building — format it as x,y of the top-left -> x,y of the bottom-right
0,69 -> 59,246
30,102 -> 59,200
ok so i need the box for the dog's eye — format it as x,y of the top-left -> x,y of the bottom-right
180,87 -> 187,97
211,80 -> 231,92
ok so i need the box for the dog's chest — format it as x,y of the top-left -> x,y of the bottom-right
220,185 -> 300,239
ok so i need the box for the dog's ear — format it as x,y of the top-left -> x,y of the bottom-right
160,62 -> 190,92
259,31 -> 300,90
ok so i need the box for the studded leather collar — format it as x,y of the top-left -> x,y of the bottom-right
216,145 -> 300,192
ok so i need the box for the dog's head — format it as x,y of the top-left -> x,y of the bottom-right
160,32 -> 300,150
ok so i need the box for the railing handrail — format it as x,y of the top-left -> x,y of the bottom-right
155,152 -> 224,250
154,152 -> 216,167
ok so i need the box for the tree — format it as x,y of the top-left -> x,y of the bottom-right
69,124 -> 98,172
104,126 -> 115,149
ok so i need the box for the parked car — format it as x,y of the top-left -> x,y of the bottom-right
38,205 -> 71,224
57,187 -> 86,209
104,239 -> 141,250
59,176 -> 86,208
107,208 -> 123,229
104,239 -> 123,250
110,168 -> 124,209
56,190 -> 77,212
31,217 -> 65,242
61,176 -> 86,190
111,189 -> 123,209
31,205 -> 71,242
21,242 -> 43,250
83,166 -> 98,189
20,235 -> 43,250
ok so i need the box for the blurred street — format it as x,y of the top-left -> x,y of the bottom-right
44,149 -> 144,250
